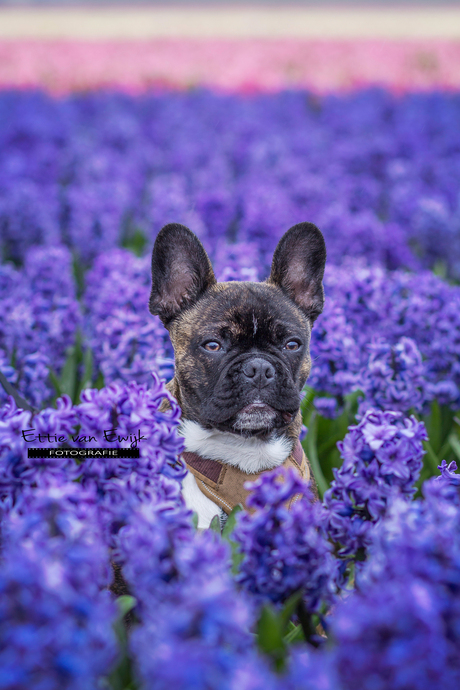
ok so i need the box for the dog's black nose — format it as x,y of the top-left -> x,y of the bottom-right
242,358 -> 275,386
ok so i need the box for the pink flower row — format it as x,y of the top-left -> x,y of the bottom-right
1,39 -> 460,93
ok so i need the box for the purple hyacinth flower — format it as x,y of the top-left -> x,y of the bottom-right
322,409 -> 427,560
233,467 -> 337,611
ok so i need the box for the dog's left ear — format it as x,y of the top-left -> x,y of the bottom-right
149,223 -> 216,326
268,222 -> 326,322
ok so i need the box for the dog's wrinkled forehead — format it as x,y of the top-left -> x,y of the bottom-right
170,282 -> 309,347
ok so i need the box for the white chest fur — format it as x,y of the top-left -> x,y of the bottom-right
179,420 -> 292,528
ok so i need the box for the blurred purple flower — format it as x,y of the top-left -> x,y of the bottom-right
84,249 -> 173,385
322,409 -> 427,559
332,577 -> 456,690
233,467 -> 336,611
0,482 -> 118,689
309,300 -> 361,417
116,496 -> 254,690
0,245 -> 81,407
359,337 -> 427,415
0,396 -> 80,508
0,375 -> 186,539
337,470 -> 460,689
285,649 -> 341,690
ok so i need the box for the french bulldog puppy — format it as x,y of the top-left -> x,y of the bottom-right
149,222 -> 326,528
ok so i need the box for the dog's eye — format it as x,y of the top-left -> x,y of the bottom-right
203,341 -> 222,352
284,340 -> 301,351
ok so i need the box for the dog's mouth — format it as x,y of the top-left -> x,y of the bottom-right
240,402 -> 274,415
233,400 -> 294,432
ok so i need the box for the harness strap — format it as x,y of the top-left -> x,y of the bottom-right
183,439 -> 310,515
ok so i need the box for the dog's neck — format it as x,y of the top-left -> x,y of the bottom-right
178,419 -> 293,474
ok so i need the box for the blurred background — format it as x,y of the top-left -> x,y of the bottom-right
1,0 -> 460,5
1,0 -> 460,91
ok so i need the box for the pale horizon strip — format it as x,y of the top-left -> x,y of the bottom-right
1,6 -> 460,39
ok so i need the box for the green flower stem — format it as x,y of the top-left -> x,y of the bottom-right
296,600 -> 319,649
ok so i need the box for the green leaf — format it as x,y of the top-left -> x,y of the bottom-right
112,596 -> 137,648
423,439 -> 441,474
433,260 -> 447,279
300,385 -> 316,417
209,515 -> 221,533
115,595 -> 137,618
440,405 -> 456,445
427,399 -> 442,454
230,548 -> 244,576
48,367 -> 62,398
75,346 -> 94,403
10,345 -> 17,369
305,413 -> 329,498
95,371 -> 105,390
280,590 -> 303,630
256,605 -> 286,670
317,433 -> 343,457
81,346 -> 93,387
72,250 -> 86,299
191,512 -> 199,530
448,433 -> 460,462
219,504 -> 245,574
59,346 -> 78,402
221,503 -> 243,541
344,388 -> 362,412
107,594 -> 139,690
123,229 -> 147,257
438,439 -> 453,464
284,624 -> 305,644
0,370 -> 36,413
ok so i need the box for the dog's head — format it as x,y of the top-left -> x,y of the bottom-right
149,223 -> 326,440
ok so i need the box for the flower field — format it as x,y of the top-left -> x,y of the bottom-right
2,40 -> 460,93
1,83 -> 460,689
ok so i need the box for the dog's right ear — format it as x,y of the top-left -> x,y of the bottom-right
149,223 -> 216,326
268,222 -> 326,322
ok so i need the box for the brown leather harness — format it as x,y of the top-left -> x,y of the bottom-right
182,439 -> 309,514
